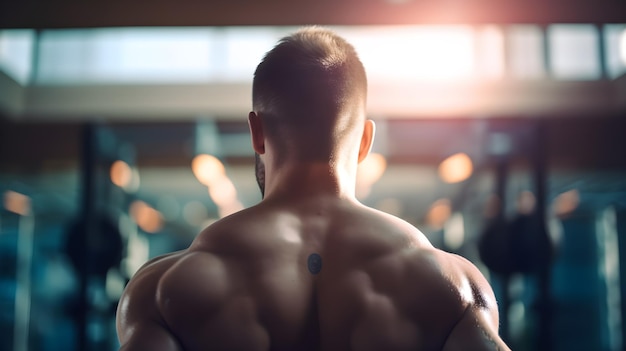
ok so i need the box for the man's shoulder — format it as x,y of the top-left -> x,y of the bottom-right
117,250 -> 229,348
121,251 -> 185,299
121,249 -> 227,301
343,245 -> 498,344
191,205 -> 291,256
333,203 -> 433,249
400,248 -> 498,315
155,250 -> 231,320
116,251 -> 186,336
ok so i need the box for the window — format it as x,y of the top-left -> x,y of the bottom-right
604,24 -> 626,79
0,30 -> 34,85
548,24 -> 601,80
3,25 -> 623,86
37,28 -> 217,84
507,25 -> 546,79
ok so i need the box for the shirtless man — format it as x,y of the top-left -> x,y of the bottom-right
116,27 -> 510,351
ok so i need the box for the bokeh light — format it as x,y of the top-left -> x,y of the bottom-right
192,154 -> 225,187
438,153 -> 473,184
425,198 -> 452,230
553,189 -> 580,218
3,190 -> 31,216
110,160 -> 132,189
208,176 -> 237,207
129,200 -> 163,233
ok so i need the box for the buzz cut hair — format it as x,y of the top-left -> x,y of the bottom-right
252,26 -> 367,128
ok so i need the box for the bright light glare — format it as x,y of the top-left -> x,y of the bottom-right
438,153 -> 473,183
34,26 -> 498,85
207,175 -> 244,218
221,27 -> 291,80
476,26 -> 505,80
208,176 -> 238,207
349,26 -> 475,82
192,154 -> 225,187
191,152 -> 243,218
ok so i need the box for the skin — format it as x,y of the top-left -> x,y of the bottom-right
117,30 -> 510,351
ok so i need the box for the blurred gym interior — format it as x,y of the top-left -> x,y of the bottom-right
1,1 -> 626,350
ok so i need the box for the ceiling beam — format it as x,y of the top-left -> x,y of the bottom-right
10,80 -> 622,121
1,0 -> 626,29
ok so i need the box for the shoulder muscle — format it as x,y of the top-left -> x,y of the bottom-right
156,251 -> 231,336
437,252 -> 509,350
116,252 -> 184,350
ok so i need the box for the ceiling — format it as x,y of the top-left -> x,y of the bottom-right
1,0 -> 626,29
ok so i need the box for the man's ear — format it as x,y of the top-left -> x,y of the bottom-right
358,119 -> 376,163
248,111 -> 265,154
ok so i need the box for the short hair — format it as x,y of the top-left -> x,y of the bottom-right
252,27 -> 368,161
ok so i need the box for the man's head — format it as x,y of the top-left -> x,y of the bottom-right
250,27 -> 369,165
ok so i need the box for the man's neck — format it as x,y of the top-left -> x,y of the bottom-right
263,161 -> 357,202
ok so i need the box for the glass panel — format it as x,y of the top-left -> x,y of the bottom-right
475,25 -> 505,80
0,30 -> 34,85
336,25 -> 475,82
507,25 -> 546,79
30,25 -> 619,85
219,27 -> 297,81
37,28 -> 217,84
604,24 -> 626,79
548,24 -> 601,80
34,26 -> 480,85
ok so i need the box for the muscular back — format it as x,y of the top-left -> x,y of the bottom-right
117,197 -> 506,351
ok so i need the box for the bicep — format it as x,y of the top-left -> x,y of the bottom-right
442,306 -> 510,351
118,321 -> 183,351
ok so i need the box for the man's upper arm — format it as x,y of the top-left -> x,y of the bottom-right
441,305 -> 510,351
118,321 -> 183,351
441,254 -> 511,351
116,255 -> 184,351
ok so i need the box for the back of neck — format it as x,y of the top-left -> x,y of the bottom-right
263,162 -> 357,202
